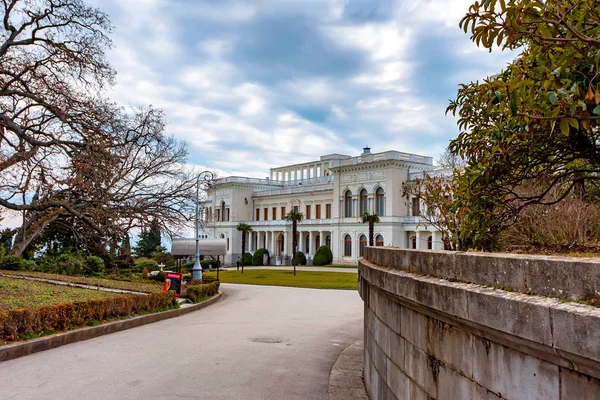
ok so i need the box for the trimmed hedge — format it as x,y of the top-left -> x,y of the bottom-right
313,246 -> 333,266
252,249 -> 270,266
0,291 -> 176,341
186,281 -> 220,303
293,251 -> 307,265
241,252 -> 252,266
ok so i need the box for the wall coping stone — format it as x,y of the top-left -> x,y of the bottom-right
364,247 -> 600,303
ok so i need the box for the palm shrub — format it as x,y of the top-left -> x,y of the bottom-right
285,210 -> 304,276
360,212 -> 381,246
236,223 -> 253,274
252,248 -> 270,266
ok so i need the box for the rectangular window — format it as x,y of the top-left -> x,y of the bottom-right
272,207 -> 276,220
226,208 -> 230,221
325,204 -> 331,219
264,208 -> 268,220
306,205 -> 311,220
256,208 -> 260,221
293,205 -> 299,213
217,209 -> 221,222
316,204 -> 321,219
281,206 -> 286,219
412,198 -> 420,217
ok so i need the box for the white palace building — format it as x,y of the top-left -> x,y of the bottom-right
200,147 -> 446,265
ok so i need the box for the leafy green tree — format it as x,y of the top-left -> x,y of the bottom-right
236,223 -> 253,274
285,210 -> 304,276
360,212 -> 381,247
446,0 -> 600,250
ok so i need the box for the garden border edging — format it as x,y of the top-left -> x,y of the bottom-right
0,291 -> 222,362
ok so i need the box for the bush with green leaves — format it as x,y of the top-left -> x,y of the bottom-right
135,259 -> 159,272
85,256 -> 105,276
185,281 -> 220,303
241,252 -> 252,266
313,246 -> 333,266
56,253 -> 86,275
293,251 -> 306,265
252,248 -> 270,266
0,244 -> 6,266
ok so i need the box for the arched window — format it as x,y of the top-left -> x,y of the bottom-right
428,236 -> 433,249
344,190 -> 353,217
316,235 -> 320,249
359,189 -> 368,214
326,235 -> 331,248
411,236 -> 417,249
376,235 -> 384,247
359,234 -> 367,257
376,188 -> 385,216
344,234 -> 352,256
305,234 -> 310,253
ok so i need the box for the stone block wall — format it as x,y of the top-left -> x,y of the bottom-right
359,249 -> 600,400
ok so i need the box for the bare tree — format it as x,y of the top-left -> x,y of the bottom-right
0,1 -> 196,255
436,148 -> 466,171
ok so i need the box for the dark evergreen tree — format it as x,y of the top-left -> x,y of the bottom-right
135,219 -> 162,257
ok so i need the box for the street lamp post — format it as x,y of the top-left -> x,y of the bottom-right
192,171 -> 214,281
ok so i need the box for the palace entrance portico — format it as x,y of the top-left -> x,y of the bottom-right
246,229 -> 331,263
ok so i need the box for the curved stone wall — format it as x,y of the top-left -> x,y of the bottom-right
359,248 -> 600,400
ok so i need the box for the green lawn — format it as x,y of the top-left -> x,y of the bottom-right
0,270 -> 163,293
204,269 -> 358,290
302,264 -> 358,269
0,277 -> 120,311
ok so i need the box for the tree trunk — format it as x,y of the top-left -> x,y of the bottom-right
369,221 -> 374,247
12,211 -> 61,256
241,232 -> 246,274
292,221 -> 297,276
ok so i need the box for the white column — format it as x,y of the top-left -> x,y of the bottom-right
298,232 -> 304,252
308,232 -> 314,256
416,231 -> 422,249
283,231 -> 288,256
314,163 -> 318,178
319,231 -> 324,250
270,231 -> 275,254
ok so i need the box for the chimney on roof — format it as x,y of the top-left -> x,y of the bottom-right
362,146 -> 372,156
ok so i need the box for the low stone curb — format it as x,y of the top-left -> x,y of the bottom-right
328,340 -> 369,400
0,291 -> 222,363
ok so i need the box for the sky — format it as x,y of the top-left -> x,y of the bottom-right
88,0 -> 515,179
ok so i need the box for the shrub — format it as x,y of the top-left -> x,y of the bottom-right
1,256 -> 36,271
313,246 -> 333,265
181,261 -> 195,271
0,244 -> 6,266
252,248 -> 270,266
142,267 -> 149,278
200,259 -> 216,269
85,256 -> 105,276
186,281 -> 220,303
293,251 -> 307,265
148,272 -> 166,282
241,252 -> 252,266
0,291 -> 176,341
135,259 -> 159,272
56,253 -> 86,275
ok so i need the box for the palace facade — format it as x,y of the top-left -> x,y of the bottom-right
200,147 -> 445,265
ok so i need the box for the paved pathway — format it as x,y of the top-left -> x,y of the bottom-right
0,284 -> 364,400
227,266 -> 358,273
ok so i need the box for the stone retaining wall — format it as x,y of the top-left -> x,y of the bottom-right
358,248 -> 600,400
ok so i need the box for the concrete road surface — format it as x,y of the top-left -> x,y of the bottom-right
0,284 -> 364,400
